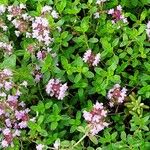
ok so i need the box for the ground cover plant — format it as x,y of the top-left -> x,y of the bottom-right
0,0 -> 150,149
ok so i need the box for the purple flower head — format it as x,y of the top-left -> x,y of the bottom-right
83,101 -> 108,135
46,79 -> 68,100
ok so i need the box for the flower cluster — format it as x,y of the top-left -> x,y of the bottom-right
46,79 -> 68,100
36,47 -> 53,61
0,69 -> 27,96
41,5 -> 59,19
0,69 -> 13,95
107,84 -> 127,107
26,44 -> 37,54
0,95 -> 30,148
0,42 -> 13,55
108,5 -> 127,24
0,68 -> 30,148
12,17 -> 31,37
83,101 -> 108,135
32,65 -> 43,83
7,4 -> 26,20
83,49 -> 101,67
37,50 -> 47,61
0,4 -> 59,49
146,21 -> 150,40
7,4 -> 32,37
32,17 -> 52,45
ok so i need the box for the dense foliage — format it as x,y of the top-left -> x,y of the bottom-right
0,0 -> 150,149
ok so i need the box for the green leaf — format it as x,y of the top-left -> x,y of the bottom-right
74,73 -> 82,83
61,31 -> 68,39
131,0 -> 138,6
78,88 -> 84,99
37,101 -> 45,113
39,129 -> 48,137
88,38 -> 98,43
0,54 -> 16,69
121,131 -> 126,141
112,38 -> 119,47
81,17 -> 89,32
53,104 -> 60,114
140,10 -> 147,21
88,0 -> 93,4
45,101 -> 53,109
138,85 -> 150,98
111,132 -> 117,141
38,115 -> 44,124
82,67 -> 89,73
61,56 -> 69,69
84,71 -> 94,78
88,135 -> 98,145
14,50 -> 25,56
0,0 -> 8,4
41,55 -> 52,73
75,57 -> 83,67
101,37 -> 113,57
77,126 -> 86,133
56,0 -> 67,13
51,122 -> 58,130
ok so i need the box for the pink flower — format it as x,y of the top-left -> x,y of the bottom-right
93,101 -> 103,110
2,140 -> 8,148
108,5 -> 127,24
15,110 -> 29,122
46,79 -> 68,100
4,81 -> 12,91
3,69 -> 12,76
83,101 -> 108,135
51,10 -> 59,19
35,74 -> 42,83
3,128 -> 11,135
18,121 -> 27,128
0,108 -> 4,115
5,119 -> 12,128
107,84 -> 127,107
13,129 -> 21,137
15,110 -> 24,120
0,42 -> 13,55
36,144 -> 44,150
19,101 -> 26,107
58,83 -> 68,100
42,6 -> 52,13
7,95 -> 18,108
37,51 -> 47,60
83,49 -> 101,66
16,89 -> 22,96
32,17 -> 52,45
83,111 -> 92,122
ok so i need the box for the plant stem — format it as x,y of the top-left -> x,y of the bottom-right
115,105 -> 119,113
72,134 -> 87,149
38,83 -> 44,101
